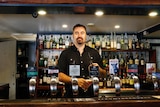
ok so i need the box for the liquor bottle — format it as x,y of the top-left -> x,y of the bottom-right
43,36 -> 47,49
69,36 -> 73,46
59,35 -> 63,49
119,53 -> 124,66
136,39 -> 140,49
106,75 -> 111,88
106,36 -> 111,49
110,32 -> 114,49
121,73 -> 126,88
140,39 -> 144,49
103,77 -> 107,88
43,69 -> 47,85
44,58 -> 48,67
39,35 -> 44,49
39,72 -> 43,85
128,35 -> 132,49
140,53 -> 145,66
125,52 -> 129,66
50,35 -> 53,49
102,55 -> 107,67
120,34 -> 124,50
134,52 -> 139,65
132,36 -> 136,50
46,36 -> 50,49
129,52 -> 134,64
129,74 -> 134,88
65,36 -> 70,48
113,32 -> 117,49
92,37 -> 95,49
39,57 -> 44,67
144,39 -> 150,49
99,77 -> 104,88
124,33 -> 128,50
101,35 -> 106,49
52,36 -> 57,49
116,36 -> 121,50
95,35 -> 101,50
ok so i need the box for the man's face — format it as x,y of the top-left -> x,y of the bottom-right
73,27 -> 86,44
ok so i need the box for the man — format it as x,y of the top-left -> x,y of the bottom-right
58,24 -> 106,98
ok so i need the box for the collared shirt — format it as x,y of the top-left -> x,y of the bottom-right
57,45 -> 103,97
58,45 -> 103,78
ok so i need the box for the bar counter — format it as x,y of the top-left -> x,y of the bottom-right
0,97 -> 160,107
0,88 -> 160,107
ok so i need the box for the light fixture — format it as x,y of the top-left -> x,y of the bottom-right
38,10 -> 47,15
62,24 -> 68,28
87,23 -> 95,26
114,25 -> 120,29
149,11 -> 158,17
95,11 -> 104,16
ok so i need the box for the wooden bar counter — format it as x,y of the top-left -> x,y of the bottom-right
0,97 -> 160,107
0,88 -> 160,107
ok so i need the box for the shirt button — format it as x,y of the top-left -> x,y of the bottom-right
82,68 -> 84,70
81,61 -> 83,63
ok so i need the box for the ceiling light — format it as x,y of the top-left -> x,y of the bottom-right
149,11 -> 158,17
38,10 -> 47,15
95,11 -> 104,16
114,25 -> 120,29
62,24 -> 68,28
87,23 -> 95,26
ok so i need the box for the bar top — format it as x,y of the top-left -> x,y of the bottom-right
0,96 -> 160,107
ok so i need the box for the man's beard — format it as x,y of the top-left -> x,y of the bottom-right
76,37 -> 84,44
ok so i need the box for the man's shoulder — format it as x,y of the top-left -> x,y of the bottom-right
85,46 -> 98,52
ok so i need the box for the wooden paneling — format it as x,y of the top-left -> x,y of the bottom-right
0,0 -> 160,5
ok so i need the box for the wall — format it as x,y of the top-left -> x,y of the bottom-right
0,40 -> 16,99
150,39 -> 160,70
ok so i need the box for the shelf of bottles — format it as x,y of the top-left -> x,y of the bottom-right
85,33 -> 156,90
37,34 -> 73,87
36,33 -> 156,93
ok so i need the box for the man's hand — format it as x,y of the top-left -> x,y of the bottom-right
77,78 -> 90,91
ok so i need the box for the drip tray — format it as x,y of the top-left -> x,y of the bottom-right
98,96 -> 156,101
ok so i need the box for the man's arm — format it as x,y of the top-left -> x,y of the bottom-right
58,72 -> 90,90
58,72 -> 72,84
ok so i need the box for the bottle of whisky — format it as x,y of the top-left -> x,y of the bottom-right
129,52 -> 134,64
140,53 -> 145,66
134,52 -> 139,65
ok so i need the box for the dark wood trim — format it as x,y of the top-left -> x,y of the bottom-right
0,0 -> 160,5
0,99 -> 160,107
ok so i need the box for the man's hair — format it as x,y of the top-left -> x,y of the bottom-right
73,24 -> 87,32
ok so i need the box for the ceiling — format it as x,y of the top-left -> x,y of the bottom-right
0,4 -> 160,41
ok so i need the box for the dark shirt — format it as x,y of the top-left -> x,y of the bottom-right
57,45 -> 103,98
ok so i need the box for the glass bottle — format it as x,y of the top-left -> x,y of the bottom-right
140,53 -> 145,66
59,35 -> 63,49
95,35 -> 101,50
134,52 -> 139,65
124,33 -> 128,50
101,35 -> 106,49
106,36 -> 111,49
116,36 -> 121,50
50,35 -> 53,49
65,36 -> 70,48
129,52 -> 134,64
43,36 -> 47,49
92,37 -> 95,49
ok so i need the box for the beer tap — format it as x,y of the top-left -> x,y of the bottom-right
152,75 -> 159,91
29,76 -> 37,97
92,77 -> 99,96
133,75 -> 140,94
50,76 -> 58,97
114,76 -> 121,96
71,77 -> 78,96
